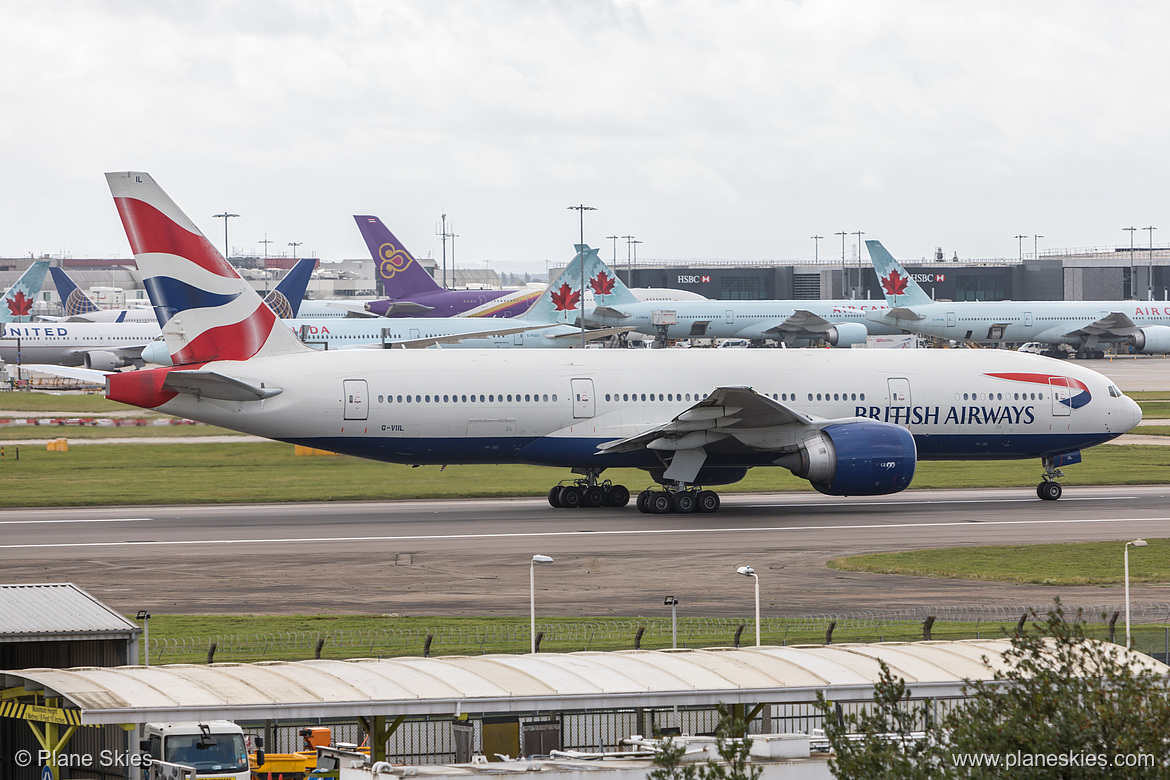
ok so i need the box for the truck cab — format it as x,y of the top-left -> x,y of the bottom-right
141,721 -> 251,779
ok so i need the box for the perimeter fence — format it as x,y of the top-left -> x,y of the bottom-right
147,602 -> 1170,665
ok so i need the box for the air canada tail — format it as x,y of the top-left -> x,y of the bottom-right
50,267 -> 102,317
354,215 -> 444,298
106,172 -> 311,365
263,256 -> 317,318
0,260 -> 49,323
521,244 -> 640,324
866,240 -> 935,308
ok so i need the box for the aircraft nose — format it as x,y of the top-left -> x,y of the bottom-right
1123,395 -> 1143,433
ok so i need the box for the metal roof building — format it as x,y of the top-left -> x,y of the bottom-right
0,639 -> 1116,726
0,583 -> 140,668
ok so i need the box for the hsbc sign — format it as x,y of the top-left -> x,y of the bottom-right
911,273 -> 945,282
677,275 -> 711,284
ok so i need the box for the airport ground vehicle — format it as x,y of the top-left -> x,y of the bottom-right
141,721 -> 252,779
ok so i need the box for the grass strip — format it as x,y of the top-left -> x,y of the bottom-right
828,538 -> 1170,586
2,442 -> 1169,507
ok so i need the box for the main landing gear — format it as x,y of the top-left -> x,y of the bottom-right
547,476 -> 630,509
636,487 -> 720,514
1037,455 -> 1064,501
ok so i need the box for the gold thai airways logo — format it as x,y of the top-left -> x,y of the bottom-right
379,243 -> 413,279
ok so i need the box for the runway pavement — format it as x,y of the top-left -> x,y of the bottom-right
3,486 -> 1168,617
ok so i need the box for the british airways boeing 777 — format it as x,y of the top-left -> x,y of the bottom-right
103,173 -> 1141,511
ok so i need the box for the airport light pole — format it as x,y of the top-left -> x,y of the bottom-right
1145,226 -> 1157,300
835,231 -> 847,298
736,565 -> 760,647
607,235 -> 620,267
852,231 -> 865,299
288,241 -> 302,261
260,235 -> 273,295
213,212 -> 239,261
1125,539 -> 1147,649
1014,234 -> 1026,262
664,596 -> 679,649
1124,227 -> 1138,298
622,235 -> 635,286
567,205 -> 596,348
530,555 -> 554,653
136,610 -> 151,666
811,235 -> 823,263
1032,234 -> 1043,261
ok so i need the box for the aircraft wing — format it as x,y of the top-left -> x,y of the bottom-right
875,306 -> 925,322
544,326 -> 636,342
1057,311 -> 1140,340
324,302 -> 380,318
591,306 -> 632,320
17,364 -> 109,383
761,309 -> 839,337
374,301 -> 435,316
380,323 -> 559,349
161,370 -> 283,401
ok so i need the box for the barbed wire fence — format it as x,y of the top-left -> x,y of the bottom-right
147,602 -> 1170,665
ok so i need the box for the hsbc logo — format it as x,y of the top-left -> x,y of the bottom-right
911,273 -> 945,282
678,275 -> 711,284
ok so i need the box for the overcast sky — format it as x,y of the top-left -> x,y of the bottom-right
4,0 -> 1170,273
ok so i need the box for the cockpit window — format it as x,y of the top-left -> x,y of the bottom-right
1108,386 -> 1122,398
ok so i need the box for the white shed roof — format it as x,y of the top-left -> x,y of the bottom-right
4,639 -> 1140,725
0,583 -> 139,641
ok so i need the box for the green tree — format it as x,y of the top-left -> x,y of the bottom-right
648,711 -> 762,780
817,603 -> 1170,779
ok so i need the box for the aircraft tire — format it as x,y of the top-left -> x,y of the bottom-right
560,486 -> 584,508
696,490 -> 720,513
547,486 -> 563,508
1037,481 -> 1062,501
672,492 -> 696,514
607,485 -> 631,507
584,486 -> 607,507
650,492 -> 673,514
636,490 -> 652,513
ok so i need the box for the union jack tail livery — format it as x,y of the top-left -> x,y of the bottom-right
0,260 -> 49,323
866,240 -> 934,308
106,172 -> 310,365
520,244 -> 640,325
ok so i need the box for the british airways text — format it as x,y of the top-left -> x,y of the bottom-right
856,405 -> 1037,425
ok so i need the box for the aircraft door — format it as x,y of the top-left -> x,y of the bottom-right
725,309 -> 735,324
1025,312 -> 1033,328
946,312 -> 956,328
410,328 -> 420,339
1049,377 -> 1072,417
571,378 -> 595,418
344,379 -> 368,420
887,377 -> 911,406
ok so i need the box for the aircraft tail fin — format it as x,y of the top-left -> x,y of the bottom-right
0,260 -> 49,323
354,215 -> 443,298
50,267 -> 102,317
520,244 -> 640,324
866,240 -> 935,307
106,171 -> 311,365
264,256 -> 318,318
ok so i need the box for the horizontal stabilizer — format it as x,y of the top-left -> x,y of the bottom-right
591,306 -> 631,320
161,370 -> 283,401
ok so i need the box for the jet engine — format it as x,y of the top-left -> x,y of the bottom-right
83,350 -> 140,371
823,322 -> 869,348
776,421 -> 916,496
1129,325 -> 1170,354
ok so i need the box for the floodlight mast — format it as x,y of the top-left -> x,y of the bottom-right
737,566 -> 760,646
530,555 -> 554,653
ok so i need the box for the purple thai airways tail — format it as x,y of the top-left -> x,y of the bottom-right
354,215 -> 443,298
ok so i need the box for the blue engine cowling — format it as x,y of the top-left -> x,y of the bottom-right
780,421 -> 916,496
824,322 -> 869,348
1130,325 -> 1170,354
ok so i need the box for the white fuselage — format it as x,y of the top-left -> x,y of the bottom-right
590,299 -> 901,341
125,348 -> 1139,474
0,321 -> 161,365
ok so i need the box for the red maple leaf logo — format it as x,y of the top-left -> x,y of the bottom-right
881,271 -> 908,297
551,283 -> 581,312
6,290 -> 33,317
590,272 -> 615,297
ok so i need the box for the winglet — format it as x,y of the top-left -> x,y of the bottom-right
106,171 -> 310,365
866,240 -> 934,307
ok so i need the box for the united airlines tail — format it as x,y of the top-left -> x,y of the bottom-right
521,244 -> 640,324
0,260 -> 49,323
50,267 -> 102,317
106,171 -> 310,365
263,256 -> 317,319
866,240 -> 935,308
354,215 -> 444,298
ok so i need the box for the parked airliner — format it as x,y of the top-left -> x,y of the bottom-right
865,240 -> 1170,358
103,172 -> 1141,512
584,263 -> 902,346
